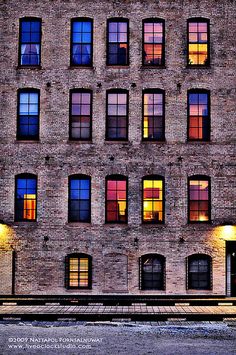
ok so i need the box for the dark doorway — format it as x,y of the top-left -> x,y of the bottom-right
226,242 -> 236,297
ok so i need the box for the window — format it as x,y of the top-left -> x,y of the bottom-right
65,253 -> 92,289
188,176 -> 210,222
142,176 -> 164,223
187,254 -> 211,290
68,175 -> 91,222
188,90 -> 210,141
71,18 -> 93,66
17,89 -> 39,140
15,174 -> 37,221
19,18 -> 41,66
187,18 -> 209,66
69,90 -> 92,140
106,90 -> 128,140
143,19 -> 165,66
107,19 -> 129,65
143,90 -> 165,141
140,254 -> 165,290
106,175 -> 127,223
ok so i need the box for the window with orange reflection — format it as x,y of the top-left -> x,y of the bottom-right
143,20 -> 164,66
189,177 -> 210,222
188,91 -> 210,141
107,20 -> 129,65
188,20 -> 209,66
106,176 -> 127,223
142,177 -> 164,223
15,174 -> 37,221
66,254 -> 92,289
143,90 -> 164,141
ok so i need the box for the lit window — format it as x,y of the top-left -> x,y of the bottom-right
188,19 -> 209,66
106,175 -> 127,223
143,19 -> 165,66
143,90 -> 165,141
70,90 -> 92,140
71,18 -> 93,66
188,90 -> 210,141
106,90 -> 128,140
188,254 -> 211,290
142,176 -> 164,223
140,254 -> 165,290
188,176 -> 210,222
65,253 -> 92,289
19,18 -> 41,66
68,175 -> 91,222
15,174 -> 37,221
107,19 -> 129,65
17,89 -> 39,140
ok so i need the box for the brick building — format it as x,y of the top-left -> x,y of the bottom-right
0,0 -> 235,296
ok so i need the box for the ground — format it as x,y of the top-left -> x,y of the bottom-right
0,321 -> 236,355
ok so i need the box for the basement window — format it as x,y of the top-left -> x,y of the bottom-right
65,253 -> 92,289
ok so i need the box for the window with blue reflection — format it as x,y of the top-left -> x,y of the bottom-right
69,176 -> 91,222
20,19 -> 41,66
17,90 -> 39,140
188,91 -> 210,141
71,19 -> 93,66
15,174 -> 37,221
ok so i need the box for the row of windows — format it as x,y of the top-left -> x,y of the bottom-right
19,17 -> 210,67
65,253 -> 212,290
16,88 -> 210,142
15,174 -> 210,223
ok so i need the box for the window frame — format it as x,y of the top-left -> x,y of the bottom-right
142,175 -> 165,224
68,174 -> 91,223
140,254 -> 165,290
188,175 -> 211,224
69,89 -> 93,141
18,17 -> 42,67
187,17 -> 210,68
142,18 -> 165,67
65,253 -> 92,289
187,254 -> 212,290
70,17 -> 93,67
17,88 -> 40,141
187,89 -> 210,142
106,18 -> 129,66
105,174 -> 128,224
142,89 -> 165,141
105,89 -> 129,141
15,173 -> 37,222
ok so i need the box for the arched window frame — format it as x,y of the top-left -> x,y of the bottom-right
142,175 -> 165,224
188,175 -> 211,223
15,173 -> 37,222
187,17 -> 210,67
70,17 -> 93,67
107,17 -> 129,66
68,174 -> 91,223
142,18 -> 165,67
187,254 -> 212,290
139,254 -> 166,290
105,174 -> 128,224
65,253 -> 92,289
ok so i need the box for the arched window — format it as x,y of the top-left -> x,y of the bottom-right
19,17 -> 41,66
68,175 -> 91,222
71,18 -> 93,66
140,254 -> 165,290
188,175 -> 211,222
106,89 -> 128,140
142,18 -> 165,66
65,253 -> 92,289
187,254 -> 212,290
15,174 -> 37,221
142,89 -> 165,141
106,175 -> 128,223
142,175 -> 164,223
107,18 -> 129,66
187,18 -> 210,66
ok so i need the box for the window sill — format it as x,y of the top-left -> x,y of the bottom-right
16,65 -> 42,70
142,140 -> 166,144
141,223 -> 165,227
15,140 -> 40,144
69,65 -> 94,70
186,65 -> 211,69
106,65 -> 130,69
140,65 -> 166,70
13,221 -> 38,227
67,140 -> 93,144
65,222 -> 91,228
104,140 -> 129,144
186,140 -> 211,144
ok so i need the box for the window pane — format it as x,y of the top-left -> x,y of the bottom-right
20,20 -> 41,66
108,21 -> 128,65
69,177 -> 91,222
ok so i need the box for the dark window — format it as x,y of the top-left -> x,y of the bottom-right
15,174 -> 37,221
188,254 -> 211,290
188,176 -> 210,222
69,90 -> 92,140
65,253 -> 92,289
143,90 -> 165,141
17,89 -> 39,140
71,18 -> 93,66
142,176 -> 164,223
106,175 -> 127,223
106,90 -> 128,140
19,18 -> 41,66
140,254 -> 165,290
107,19 -> 129,65
68,175 -> 91,222
187,18 -> 210,66
188,90 -> 210,141
143,19 -> 165,66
